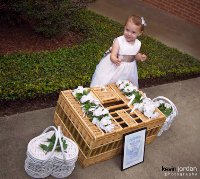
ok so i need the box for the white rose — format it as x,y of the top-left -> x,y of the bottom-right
144,111 -> 152,118
82,107 -> 86,113
128,84 -> 138,91
92,117 -> 100,126
137,103 -> 144,112
144,105 -> 156,113
100,116 -> 112,126
142,97 -> 151,104
122,80 -> 130,84
127,94 -> 135,100
154,101 -> 160,108
123,85 -> 134,93
152,112 -> 159,118
93,106 -> 104,116
80,95 -> 89,103
80,93 -> 99,104
159,100 -> 165,104
133,103 -> 139,111
88,106 -> 97,112
77,86 -> 84,93
104,124 -> 115,133
72,86 -> 85,96
164,103 -> 171,109
116,80 -> 123,86
87,93 -> 100,104
94,100 -> 101,105
101,108 -> 109,115
119,83 -> 126,90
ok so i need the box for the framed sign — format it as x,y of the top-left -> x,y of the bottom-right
121,128 -> 147,170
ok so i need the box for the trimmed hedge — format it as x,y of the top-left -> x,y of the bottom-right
1,10 -> 200,101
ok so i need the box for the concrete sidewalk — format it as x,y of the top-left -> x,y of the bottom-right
1,78 -> 200,179
88,0 -> 200,60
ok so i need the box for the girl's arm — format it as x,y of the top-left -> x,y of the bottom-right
135,53 -> 147,61
110,39 -> 121,65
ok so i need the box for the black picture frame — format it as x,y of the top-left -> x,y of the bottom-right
121,127 -> 147,171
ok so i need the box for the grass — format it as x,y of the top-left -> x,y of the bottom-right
1,10 -> 200,101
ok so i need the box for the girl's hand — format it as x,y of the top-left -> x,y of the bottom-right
111,57 -> 121,65
140,54 -> 147,61
135,53 -> 147,61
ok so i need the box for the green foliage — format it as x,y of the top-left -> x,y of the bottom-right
75,89 -> 90,101
1,10 -> 200,101
40,133 -> 67,154
158,104 -> 173,117
131,91 -> 143,104
137,35 -> 200,79
120,83 -> 143,104
82,101 -> 96,119
2,0 -> 94,37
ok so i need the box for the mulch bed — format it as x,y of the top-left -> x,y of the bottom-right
0,23 -> 84,54
0,22 -> 199,117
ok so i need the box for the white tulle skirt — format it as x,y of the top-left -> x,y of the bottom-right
90,54 -> 138,87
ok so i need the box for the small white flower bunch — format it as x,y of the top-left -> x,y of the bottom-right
72,86 -> 89,100
154,100 -> 172,117
116,80 -> 142,104
152,96 -> 177,136
116,80 -> 138,93
133,98 -> 159,119
116,80 -> 160,119
72,86 -> 115,133
92,107 -> 114,133
72,86 -> 85,95
80,92 -> 100,105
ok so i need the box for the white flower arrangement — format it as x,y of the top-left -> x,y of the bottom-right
72,86 -> 114,133
155,100 -> 173,117
116,80 -> 142,104
152,96 -> 177,136
133,98 -> 159,119
116,80 -> 160,119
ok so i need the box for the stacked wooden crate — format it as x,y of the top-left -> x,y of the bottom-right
54,84 -> 166,167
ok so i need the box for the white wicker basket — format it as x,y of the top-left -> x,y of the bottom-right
24,126 -> 79,178
152,96 -> 178,136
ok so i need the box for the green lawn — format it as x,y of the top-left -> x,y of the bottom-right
1,10 -> 200,101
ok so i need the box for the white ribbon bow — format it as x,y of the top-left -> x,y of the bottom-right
128,95 -> 136,106
141,17 -> 147,26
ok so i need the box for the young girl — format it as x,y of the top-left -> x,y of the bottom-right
90,15 -> 147,88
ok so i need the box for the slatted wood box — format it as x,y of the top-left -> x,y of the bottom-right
54,84 -> 166,167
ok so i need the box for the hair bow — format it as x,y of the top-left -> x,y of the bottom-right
141,17 -> 147,26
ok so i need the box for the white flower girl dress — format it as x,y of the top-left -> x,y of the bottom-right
90,35 -> 141,88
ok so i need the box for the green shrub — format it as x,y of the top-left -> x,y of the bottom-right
2,0 -> 94,37
1,10 -> 200,101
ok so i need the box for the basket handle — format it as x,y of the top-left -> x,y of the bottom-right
42,126 -> 58,134
152,96 -> 178,116
42,126 -> 68,163
57,126 -> 67,162
41,126 -> 59,162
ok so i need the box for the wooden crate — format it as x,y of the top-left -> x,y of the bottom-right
54,84 -> 166,167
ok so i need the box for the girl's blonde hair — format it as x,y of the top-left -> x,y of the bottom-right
125,15 -> 145,31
